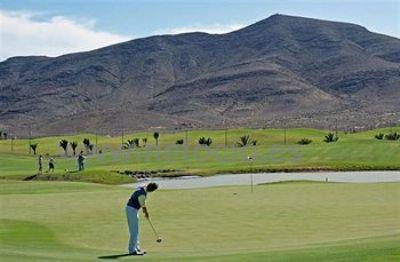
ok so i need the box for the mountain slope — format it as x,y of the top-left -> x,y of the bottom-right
1,14 -> 399,136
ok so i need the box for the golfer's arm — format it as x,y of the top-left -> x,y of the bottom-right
138,195 -> 149,217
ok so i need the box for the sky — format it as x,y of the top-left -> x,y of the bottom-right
0,0 -> 399,61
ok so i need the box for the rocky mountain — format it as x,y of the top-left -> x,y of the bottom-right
1,14 -> 399,136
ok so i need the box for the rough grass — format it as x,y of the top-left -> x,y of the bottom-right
0,181 -> 399,261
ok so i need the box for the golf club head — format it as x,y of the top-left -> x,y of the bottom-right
157,238 -> 162,243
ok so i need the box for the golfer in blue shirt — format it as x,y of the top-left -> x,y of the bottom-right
126,182 -> 159,255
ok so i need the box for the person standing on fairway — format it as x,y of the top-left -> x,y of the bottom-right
77,151 -> 85,171
48,157 -> 55,172
38,154 -> 43,175
126,182 -> 159,255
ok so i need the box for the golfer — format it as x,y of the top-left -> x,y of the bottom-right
77,151 -> 85,171
48,157 -> 55,172
126,182 -> 159,255
38,154 -> 43,175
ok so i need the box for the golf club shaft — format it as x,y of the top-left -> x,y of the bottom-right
147,218 -> 160,238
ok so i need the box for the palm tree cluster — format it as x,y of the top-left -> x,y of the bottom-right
58,139 -> 81,156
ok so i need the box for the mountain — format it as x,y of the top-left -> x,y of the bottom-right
1,14 -> 399,136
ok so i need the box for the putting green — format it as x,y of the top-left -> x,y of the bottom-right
1,181 -> 399,261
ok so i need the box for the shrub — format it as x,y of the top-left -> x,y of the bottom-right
176,139 -> 184,144
237,135 -> 250,147
237,135 -> 257,147
385,132 -> 400,141
198,137 -> 212,146
323,133 -> 339,143
126,138 -> 140,148
374,133 -> 384,140
132,138 -> 140,147
297,138 -> 312,145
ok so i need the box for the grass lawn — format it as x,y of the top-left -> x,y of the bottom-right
0,127 -> 399,184
0,181 -> 399,261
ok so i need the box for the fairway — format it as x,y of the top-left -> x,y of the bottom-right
1,181 -> 399,261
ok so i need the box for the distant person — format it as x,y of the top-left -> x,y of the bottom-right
38,154 -> 43,175
78,151 -> 85,171
126,182 -> 159,255
48,157 -> 55,173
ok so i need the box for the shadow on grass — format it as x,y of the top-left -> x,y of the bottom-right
98,253 -> 143,259
23,174 -> 37,181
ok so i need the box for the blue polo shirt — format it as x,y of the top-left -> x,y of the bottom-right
127,187 -> 147,209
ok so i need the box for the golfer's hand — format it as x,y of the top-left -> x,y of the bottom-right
143,207 -> 149,218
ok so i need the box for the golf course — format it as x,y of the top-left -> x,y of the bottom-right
1,127 -> 399,261
0,127 -> 400,183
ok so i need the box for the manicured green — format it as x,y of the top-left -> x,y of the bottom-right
0,181 -> 399,261
0,127 -> 399,184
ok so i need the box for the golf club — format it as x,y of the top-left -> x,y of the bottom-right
147,218 -> 162,243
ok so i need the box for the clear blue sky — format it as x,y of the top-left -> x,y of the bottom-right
0,0 -> 399,60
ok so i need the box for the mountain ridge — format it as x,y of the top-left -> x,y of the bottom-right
1,14 -> 399,136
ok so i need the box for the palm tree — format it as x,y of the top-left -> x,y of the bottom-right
83,138 -> 91,153
142,138 -> 148,147
59,139 -> 69,156
70,141 -> 78,156
153,132 -> 159,146
30,143 -> 38,155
